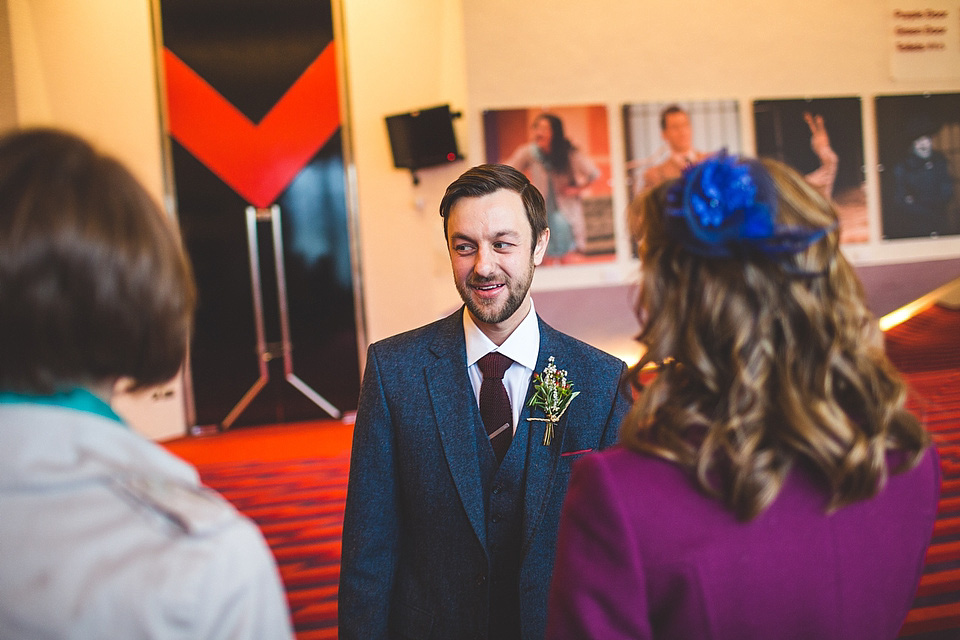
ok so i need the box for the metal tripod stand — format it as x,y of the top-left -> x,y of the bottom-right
221,204 -> 341,428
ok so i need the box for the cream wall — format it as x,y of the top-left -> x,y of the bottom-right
5,0 -> 960,437
457,0 -> 960,291
340,0 -> 469,342
347,0 -> 960,362
347,0 -> 960,342
6,0 -> 165,200
0,0 -> 16,128
5,0 -> 180,438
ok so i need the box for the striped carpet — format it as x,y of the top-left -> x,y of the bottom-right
886,305 -> 960,638
195,457 -> 347,640
167,304 -> 960,639
165,423 -> 351,640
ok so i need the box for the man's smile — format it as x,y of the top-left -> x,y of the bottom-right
471,281 -> 506,298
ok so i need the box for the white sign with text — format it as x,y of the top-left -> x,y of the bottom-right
888,2 -> 960,79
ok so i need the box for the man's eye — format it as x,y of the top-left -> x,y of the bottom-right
493,242 -> 513,250
454,244 -> 475,254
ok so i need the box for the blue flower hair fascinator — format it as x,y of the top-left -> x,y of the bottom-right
664,152 -> 832,260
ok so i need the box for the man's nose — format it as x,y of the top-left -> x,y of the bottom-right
474,246 -> 497,277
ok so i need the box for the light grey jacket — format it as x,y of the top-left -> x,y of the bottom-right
0,403 -> 294,640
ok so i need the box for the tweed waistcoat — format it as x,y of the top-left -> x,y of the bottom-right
477,411 -> 528,640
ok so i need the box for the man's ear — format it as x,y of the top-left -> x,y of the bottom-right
533,228 -> 550,266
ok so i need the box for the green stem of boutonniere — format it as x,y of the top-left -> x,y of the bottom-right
526,356 -> 580,446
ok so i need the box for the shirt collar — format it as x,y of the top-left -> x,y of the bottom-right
0,388 -> 126,426
463,300 -> 541,371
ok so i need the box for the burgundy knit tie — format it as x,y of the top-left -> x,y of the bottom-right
478,352 -> 514,463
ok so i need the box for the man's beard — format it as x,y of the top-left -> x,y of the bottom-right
456,260 -> 534,325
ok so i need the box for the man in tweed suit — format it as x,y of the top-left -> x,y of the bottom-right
338,164 -> 631,640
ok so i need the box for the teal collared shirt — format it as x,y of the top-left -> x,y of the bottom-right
0,389 -> 126,426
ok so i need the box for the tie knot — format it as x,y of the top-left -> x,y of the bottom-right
478,352 -> 513,380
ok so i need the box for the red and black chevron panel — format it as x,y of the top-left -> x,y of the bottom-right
159,0 -> 360,427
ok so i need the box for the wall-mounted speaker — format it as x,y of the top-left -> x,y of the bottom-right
385,104 -> 462,173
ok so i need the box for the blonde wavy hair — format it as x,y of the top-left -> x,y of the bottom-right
624,157 -> 929,521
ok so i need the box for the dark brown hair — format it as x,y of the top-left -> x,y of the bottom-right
623,157 -> 929,520
533,113 -> 574,174
659,104 -> 687,131
439,163 -> 547,250
0,128 -> 196,393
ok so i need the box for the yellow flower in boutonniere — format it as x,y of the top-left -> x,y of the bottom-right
527,356 -> 580,446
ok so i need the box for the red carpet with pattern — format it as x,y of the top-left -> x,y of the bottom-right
164,421 -> 352,640
886,305 -> 960,638
164,304 -> 960,639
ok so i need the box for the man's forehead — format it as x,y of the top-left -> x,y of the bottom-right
451,189 -> 524,215
447,189 -> 530,235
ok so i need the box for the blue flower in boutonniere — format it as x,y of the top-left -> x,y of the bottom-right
527,356 -> 580,446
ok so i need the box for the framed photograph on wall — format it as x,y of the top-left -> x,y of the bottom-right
753,97 -> 868,244
875,92 -> 960,240
483,105 -> 614,267
623,100 -> 741,200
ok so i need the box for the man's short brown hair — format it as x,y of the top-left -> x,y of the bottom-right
439,163 -> 547,250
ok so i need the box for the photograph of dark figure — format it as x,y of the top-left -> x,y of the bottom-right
876,93 -> 960,239
753,97 -> 868,244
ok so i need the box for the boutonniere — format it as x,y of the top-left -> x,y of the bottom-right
527,356 -> 580,446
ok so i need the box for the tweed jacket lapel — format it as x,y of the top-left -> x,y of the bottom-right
425,308 -> 488,548
521,319 -> 568,552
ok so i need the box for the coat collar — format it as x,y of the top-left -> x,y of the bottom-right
426,309 -> 489,546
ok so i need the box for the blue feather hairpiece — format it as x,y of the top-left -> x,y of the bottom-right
664,152 -> 832,259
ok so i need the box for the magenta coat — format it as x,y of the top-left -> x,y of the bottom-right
546,445 -> 940,640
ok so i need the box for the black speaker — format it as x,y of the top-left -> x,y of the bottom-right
385,104 -> 462,171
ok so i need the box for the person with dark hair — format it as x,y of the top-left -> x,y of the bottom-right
0,128 -> 293,639
339,163 -> 631,639
506,113 -> 600,261
546,154 -> 940,639
641,104 -> 709,190
892,114 -> 954,237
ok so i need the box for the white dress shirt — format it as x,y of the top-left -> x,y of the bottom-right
463,301 -> 541,435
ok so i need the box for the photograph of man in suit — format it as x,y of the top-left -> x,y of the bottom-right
338,163 -> 631,640
641,104 -> 710,190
